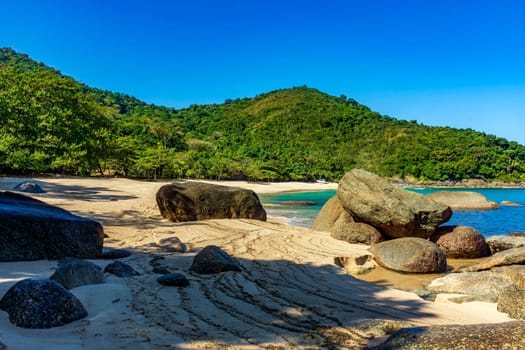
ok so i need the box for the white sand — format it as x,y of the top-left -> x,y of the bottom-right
0,177 -> 514,349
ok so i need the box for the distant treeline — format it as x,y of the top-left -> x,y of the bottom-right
1,47 -> 524,182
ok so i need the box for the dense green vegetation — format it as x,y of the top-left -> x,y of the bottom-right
1,47 -> 525,182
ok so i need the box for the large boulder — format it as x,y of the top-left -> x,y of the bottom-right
427,191 -> 499,210
430,226 -> 490,259
0,279 -> 87,328
312,196 -> 352,232
190,245 -> 242,274
368,238 -> 447,273
0,191 -> 104,261
337,169 -> 451,238
371,321 -> 525,350
49,257 -> 105,289
156,182 -> 266,222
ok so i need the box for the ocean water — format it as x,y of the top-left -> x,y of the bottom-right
260,188 -> 525,237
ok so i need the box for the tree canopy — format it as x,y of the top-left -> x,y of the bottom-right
1,47 -> 524,182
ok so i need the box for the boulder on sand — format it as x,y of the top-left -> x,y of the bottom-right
190,245 -> 242,274
430,225 -> 490,259
50,257 -> 105,289
0,191 -> 104,261
0,279 -> 87,328
156,182 -> 266,222
337,169 -> 451,238
368,237 -> 447,273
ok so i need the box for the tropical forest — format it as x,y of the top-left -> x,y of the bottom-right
1,47 -> 524,182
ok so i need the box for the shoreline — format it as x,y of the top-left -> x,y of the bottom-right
0,176 -> 516,349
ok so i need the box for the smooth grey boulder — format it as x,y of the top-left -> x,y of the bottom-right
156,182 -> 266,222
337,169 -> 451,238
368,237 -> 447,273
0,191 -> 104,261
0,279 -> 87,328
430,225 -> 490,259
190,245 -> 242,274
371,321 -> 525,350
49,257 -> 105,289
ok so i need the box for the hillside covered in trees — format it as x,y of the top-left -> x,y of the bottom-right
1,47 -> 524,182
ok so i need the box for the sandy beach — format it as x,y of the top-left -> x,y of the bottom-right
0,177 -> 514,349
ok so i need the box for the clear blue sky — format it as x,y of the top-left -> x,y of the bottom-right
2,0 -> 525,144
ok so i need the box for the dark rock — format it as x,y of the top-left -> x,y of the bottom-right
156,182 -> 266,222
368,237 -> 447,273
157,273 -> 189,287
498,284 -> 525,319
337,169 -> 451,238
331,220 -> 385,245
49,257 -> 105,289
13,181 -> 46,193
486,235 -> 525,254
460,246 -> 525,272
427,191 -> 499,210
0,279 -> 87,328
371,321 -> 525,350
190,245 -> 241,274
157,236 -> 187,253
0,191 -> 104,261
430,225 -> 490,259
312,196 -> 353,232
426,271 -> 513,302
101,247 -> 132,259
104,261 -> 140,277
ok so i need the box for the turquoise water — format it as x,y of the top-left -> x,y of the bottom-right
261,188 -> 525,237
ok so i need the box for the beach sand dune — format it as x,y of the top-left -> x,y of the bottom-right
0,177 -> 512,349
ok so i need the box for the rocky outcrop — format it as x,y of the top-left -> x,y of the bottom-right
337,169 -> 451,238
190,245 -> 242,274
156,182 -> 266,222
49,257 -> 105,289
430,226 -> 490,259
104,261 -> 140,277
459,246 -> 525,272
427,191 -> 499,210
331,221 -> 384,245
0,279 -> 87,328
368,238 -> 447,273
426,271 -> 513,302
372,321 -> 525,350
312,196 -> 353,232
486,235 -> 525,254
0,191 -> 104,261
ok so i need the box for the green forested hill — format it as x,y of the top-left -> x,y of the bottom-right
1,47 -> 524,181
